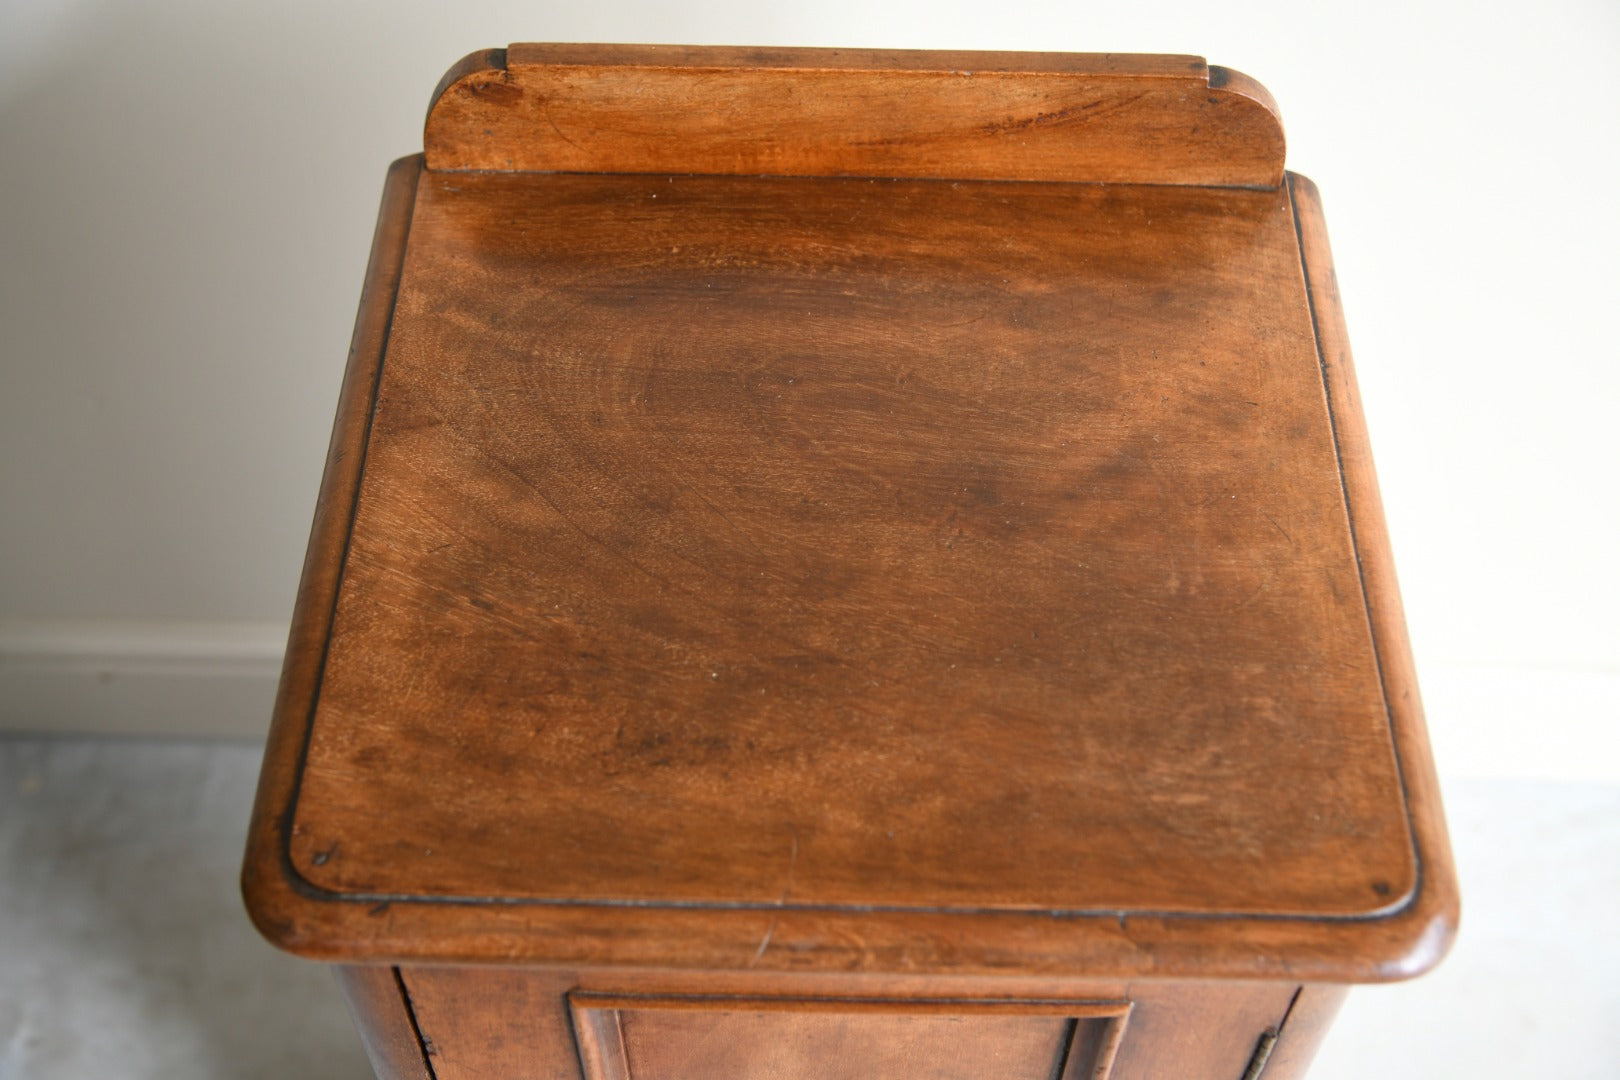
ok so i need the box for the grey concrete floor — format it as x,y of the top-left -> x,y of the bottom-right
1,736 -> 1616,1078
0,738 -> 371,1079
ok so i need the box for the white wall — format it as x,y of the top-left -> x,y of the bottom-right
2,1 -> 1615,779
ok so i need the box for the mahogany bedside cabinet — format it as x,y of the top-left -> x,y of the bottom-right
244,45 -> 1457,1080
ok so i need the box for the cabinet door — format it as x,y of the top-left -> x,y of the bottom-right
570,994 -> 1128,1080
341,966 -> 1309,1080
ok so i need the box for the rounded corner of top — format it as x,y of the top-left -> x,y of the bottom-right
429,47 -> 510,109
1207,64 -> 1287,184
424,47 -> 513,157
1363,872 -> 1462,983
240,845 -> 322,959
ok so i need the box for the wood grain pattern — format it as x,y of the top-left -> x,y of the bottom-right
242,51 -> 1454,991
274,169 -> 1421,955
425,44 -> 1284,187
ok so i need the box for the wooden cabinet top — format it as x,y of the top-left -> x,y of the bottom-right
244,45 -> 1456,982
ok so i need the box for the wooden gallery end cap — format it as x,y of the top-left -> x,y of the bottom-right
243,45 -> 1457,980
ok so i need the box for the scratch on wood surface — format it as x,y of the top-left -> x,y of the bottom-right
1261,510 -> 1294,545
783,831 -> 799,902
541,99 -> 585,154
750,916 -> 778,966
749,831 -> 799,966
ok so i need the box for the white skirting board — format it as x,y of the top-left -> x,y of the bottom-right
0,618 -> 285,739
1,616 -> 1616,781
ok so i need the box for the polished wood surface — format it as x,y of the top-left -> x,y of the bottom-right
425,44 -> 1284,187
300,168 -> 1414,921
245,167 -> 1451,979
245,46 -> 1454,1078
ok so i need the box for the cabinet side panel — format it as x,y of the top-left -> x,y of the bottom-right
1109,982 -> 1297,1080
1260,984 -> 1348,1079
335,966 -> 434,1080
402,967 -> 583,1080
